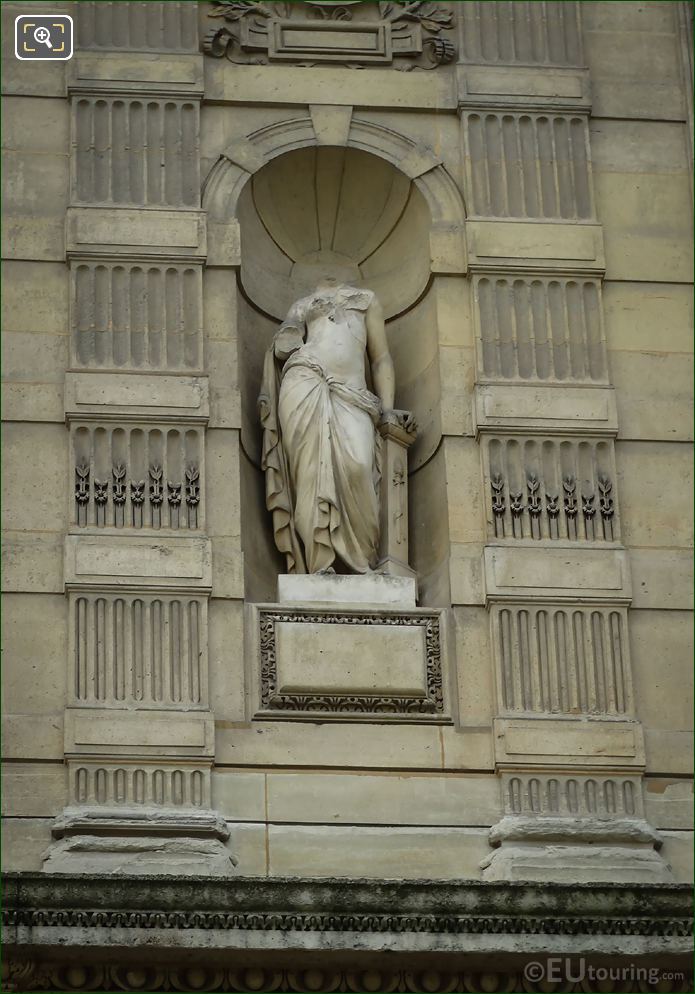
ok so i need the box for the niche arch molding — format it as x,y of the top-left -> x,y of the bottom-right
202,112 -> 467,279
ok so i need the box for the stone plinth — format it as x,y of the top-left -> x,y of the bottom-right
481,816 -> 673,884
277,572 -> 417,608
42,808 -> 233,877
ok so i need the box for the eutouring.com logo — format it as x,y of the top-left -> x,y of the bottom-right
523,958 -> 684,987
15,14 -> 73,61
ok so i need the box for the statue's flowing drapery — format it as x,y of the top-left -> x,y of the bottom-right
259,288 -> 382,574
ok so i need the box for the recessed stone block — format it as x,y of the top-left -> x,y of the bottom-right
64,535 -> 212,589
458,66 -> 590,109
467,220 -> 605,274
64,708 -> 215,757
66,207 -> 207,259
65,372 -> 209,419
68,53 -> 204,94
475,385 -> 618,436
484,545 -> 631,602
494,717 -> 645,766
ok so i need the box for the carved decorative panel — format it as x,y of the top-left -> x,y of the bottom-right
69,592 -> 209,709
491,604 -> 632,717
71,423 -> 204,530
474,275 -> 607,383
76,2 -> 200,52
72,98 -> 200,207
255,607 -> 446,721
463,111 -> 593,219
68,761 -> 211,808
483,436 -> 618,542
203,1 -> 456,70
71,262 -> 203,371
458,2 -> 583,67
501,771 -> 644,819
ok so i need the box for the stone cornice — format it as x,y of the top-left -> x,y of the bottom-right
3,873 -> 692,941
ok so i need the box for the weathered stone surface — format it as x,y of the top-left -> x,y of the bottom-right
1,0 -> 692,940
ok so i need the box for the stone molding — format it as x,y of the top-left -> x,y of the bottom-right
2,960 -> 693,993
2,873 -> 692,939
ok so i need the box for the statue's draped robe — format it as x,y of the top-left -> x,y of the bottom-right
259,287 -> 382,574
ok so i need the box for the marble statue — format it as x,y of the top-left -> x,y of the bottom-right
259,277 -> 415,575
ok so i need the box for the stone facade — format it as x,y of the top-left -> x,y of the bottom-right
2,0 -> 693,987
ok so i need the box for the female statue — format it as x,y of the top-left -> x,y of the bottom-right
259,275 -> 413,575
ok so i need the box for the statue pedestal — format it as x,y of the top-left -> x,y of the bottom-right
251,574 -> 448,724
277,572 -> 416,607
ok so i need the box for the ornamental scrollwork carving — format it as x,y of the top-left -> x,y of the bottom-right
203,0 -> 456,69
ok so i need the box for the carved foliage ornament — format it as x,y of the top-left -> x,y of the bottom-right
204,0 -> 456,69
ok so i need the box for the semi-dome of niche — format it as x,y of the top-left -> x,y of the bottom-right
237,146 -> 431,321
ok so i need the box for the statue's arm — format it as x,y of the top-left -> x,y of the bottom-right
366,297 -> 417,436
274,300 -> 305,361
365,296 -> 395,412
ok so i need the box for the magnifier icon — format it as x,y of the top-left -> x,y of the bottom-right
34,26 -> 53,48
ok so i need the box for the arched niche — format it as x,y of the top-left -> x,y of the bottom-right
204,130 -> 465,605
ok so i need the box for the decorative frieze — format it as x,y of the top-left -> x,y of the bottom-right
71,423 -> 204,530
463,111 -> 593,219
72,97 -> 200,207
71,262 -> 203,371
69,761 -> 210,808
474,275 -> 607,383
458,2 -> 583,67
69,592 -> 208,708
483,435 -> 618,542
491,604 -> 632,717
3,959 -> 691,994
502,771 -> 643,819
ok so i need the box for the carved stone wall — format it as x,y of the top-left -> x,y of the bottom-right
2,0 -> 692,960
